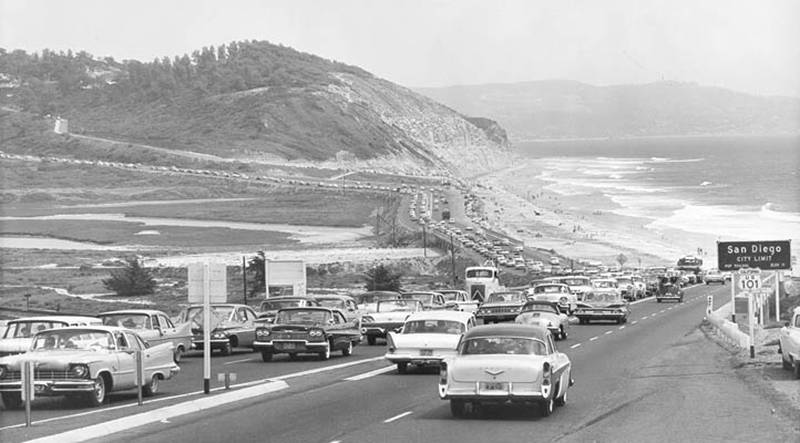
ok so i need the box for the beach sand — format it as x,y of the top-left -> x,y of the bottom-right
476,158 -> 717,267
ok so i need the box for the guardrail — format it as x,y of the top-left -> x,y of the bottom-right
706,302 -> 751,349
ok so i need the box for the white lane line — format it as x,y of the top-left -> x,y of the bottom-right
271,356 -> 385,381
384,411 -> 413,423
660,309 -> 666,313
1,356 -> 385,432
224,358 -> 256,365
23,380 -> 289,443
345,365 -> 396,381
631,320 -> 638,325
589,336 -> 599,341
604,330 -> 613,335
570,343 -> 582,349
641,315 -> 649,319
618,326 -> 626,330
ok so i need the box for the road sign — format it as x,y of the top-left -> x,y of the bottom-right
738,273 -> 762,291
188,262 -> 227,303
717,240 -> 791,271
706,296 -> 713,315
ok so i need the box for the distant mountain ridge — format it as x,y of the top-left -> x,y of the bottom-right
415,80 -> 800,141
0,42 -> 509,177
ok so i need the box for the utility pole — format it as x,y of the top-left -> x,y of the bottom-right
375,208 -> 380,237
422,224 -> 427,257
242,256 -> 248,306
391,217 -> 396,246
450,233 -> 457,287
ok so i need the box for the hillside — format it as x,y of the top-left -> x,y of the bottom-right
415,80 -> 800,141
0,42 -> 509,177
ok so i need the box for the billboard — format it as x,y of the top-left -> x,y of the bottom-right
717,240 -> 791,271
188,262 -> 228,303
265,259 -> 306,297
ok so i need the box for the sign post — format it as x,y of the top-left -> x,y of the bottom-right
22,360 -> 34,427
748,293 -> 755,358
706,295 -> 713,316
188,261 -> 227,395
203,262 -> 211,394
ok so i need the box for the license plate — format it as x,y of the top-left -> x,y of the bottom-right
35,385 -> 45,392
277,342 -> 296,350
419,349 -> 433,356
480,382 -> 507,391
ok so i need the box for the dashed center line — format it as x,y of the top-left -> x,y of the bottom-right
345,365 -> 395,381
631,320 -> 638,325
619,326 -> 626,330
604,330 -> 613,335
589,336 -> 599,341
570,343 -> 582,349
384,411 -> 413,423
224,358 -> 256,365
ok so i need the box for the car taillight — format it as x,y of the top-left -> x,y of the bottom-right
439,362 -> 448,384
386,333 -> 396,353
542,361 -> 551,385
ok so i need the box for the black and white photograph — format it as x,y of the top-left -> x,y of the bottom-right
1,1 -> 798,442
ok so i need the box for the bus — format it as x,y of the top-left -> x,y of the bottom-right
676,255 -> 703,273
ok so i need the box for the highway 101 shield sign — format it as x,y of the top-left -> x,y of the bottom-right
717,240 -> 791,271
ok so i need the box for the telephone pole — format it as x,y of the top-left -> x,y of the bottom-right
450,232 -> 457,287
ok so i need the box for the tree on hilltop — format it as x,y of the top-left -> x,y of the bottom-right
616,253 -> 628,269
103,257 -> 156,297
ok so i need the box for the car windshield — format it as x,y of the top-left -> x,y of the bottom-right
593,281 -> 616,288
533,285 -> 565,293
183,306 -> 234,325
461,337 -> 546,355
486,292 -> 523,302
584,293 -> 619,303
261,300 -> 306,311
439,291 -> 462,301
31,330 -> 115,351
100,314 -> 151,330
403,320 -> 465,334
357,293 -> 398,304
4,321 -> 69,338
275,310 -> 330,325
315,299 -> 345,309
377,300 -> 419,312
401,294 -> 433,304
522,304 -> 559,314
616,278 -> 632,285
562,278 -> 590,286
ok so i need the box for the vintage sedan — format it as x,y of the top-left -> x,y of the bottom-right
438,289 -> 480,313
575,292 -> 630,324
475,291 -> 528,324
515,301 -> 569,340
526,283 -> 577,315
546,276 -> 593,302
253,307 -> 361,361
361,299 -> 424,345
438,324 -> 573,417
98,310 -> 192,363
616,276 -> 642,301
175,304 -> 259,355
0,316 -> 101,357
703,269 -> 726,285
312,295 -> 363,324
385,310 -> 476,373
0,326 -> 179,408
257,296 -> 320,323
355,291 -> 402,314
399,292 -> 447,310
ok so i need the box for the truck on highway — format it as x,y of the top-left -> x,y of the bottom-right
465,263 -> 504,303
778,306 -> 800,378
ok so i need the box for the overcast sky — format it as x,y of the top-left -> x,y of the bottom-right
1,0 -> 798,97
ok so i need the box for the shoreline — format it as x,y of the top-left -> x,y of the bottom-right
509,132 -> 800,144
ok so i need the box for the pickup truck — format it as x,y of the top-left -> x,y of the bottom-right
778,306 -> 800,379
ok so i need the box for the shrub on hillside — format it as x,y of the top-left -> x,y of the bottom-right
102,257 -> 156,297
364,264 -> 402,292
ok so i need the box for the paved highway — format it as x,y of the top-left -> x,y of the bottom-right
2,285 -> 798,442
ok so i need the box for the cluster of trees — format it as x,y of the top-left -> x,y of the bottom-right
0,40 -> 367,113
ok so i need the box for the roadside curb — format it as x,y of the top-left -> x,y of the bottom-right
706,302 -> 750,349
23,380 -> 289,443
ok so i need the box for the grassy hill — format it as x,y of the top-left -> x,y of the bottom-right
0,42 -> 509,176
416,80 -> 800,141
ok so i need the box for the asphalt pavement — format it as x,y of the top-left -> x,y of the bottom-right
2,284 -> 798,443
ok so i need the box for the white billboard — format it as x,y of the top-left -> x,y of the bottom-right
265,259 -> 306,297
188,262 -> 227,303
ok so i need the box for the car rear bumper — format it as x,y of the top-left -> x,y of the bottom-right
439,382 -> 550,402
475,313 -> 518,322
0,379 -> 95,395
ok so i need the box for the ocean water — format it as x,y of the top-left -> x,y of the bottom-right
515,135 -> 800,247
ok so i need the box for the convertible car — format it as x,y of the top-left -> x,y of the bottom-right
253,307 -> 361,361
437,289 -> 480,313
361,299 -> 424,345
515,301 -> 569,340
399,292 -> 447,310
574,292 -> 630,324
0,316 -> 101,357
385,310 -> 475,373
0,326 -> 179,408
257,296 -> 320,323
98,309 -> 192,363
175,304 -> 259,355
438,324 -> 573,417
355,291 -> 402,314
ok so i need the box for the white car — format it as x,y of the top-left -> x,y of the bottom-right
526,283 -> 577,314
0,316 -> 102,357
437,290 -> 480,314
385,311 -> 476,373
438,324 -> 573,417
98,310 -> 193,363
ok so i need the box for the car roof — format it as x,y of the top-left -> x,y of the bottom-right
463,324 -> 548,341
404,311 -> 474,323
186,304 -> 250,308
261,296 -> 317,302
311,294 -> 355,301
98,309 -> 168,316
276,307 -> 340,314
33,325 -> 139,334
359,291 -> 402,296
7,316 -> 101,323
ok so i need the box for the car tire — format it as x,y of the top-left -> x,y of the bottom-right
86,375 -> 107,407
1,392 -> 22,409
397,362 -> 408,374
367,336 -> 376,346
261,351 -> 273,362
142,374 -> 159,397
657,298 -> 662,303
554,386 -> 567,407
540,396 -> 554,417
220,341 -> 232,356
342,340 -> 353,356
318,341 -> 331,360
173,346 -> 184,364
288,353 -> 299,361
450,399 -> 466,418
794,361 -> 800,380
560,326 -> 567,340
